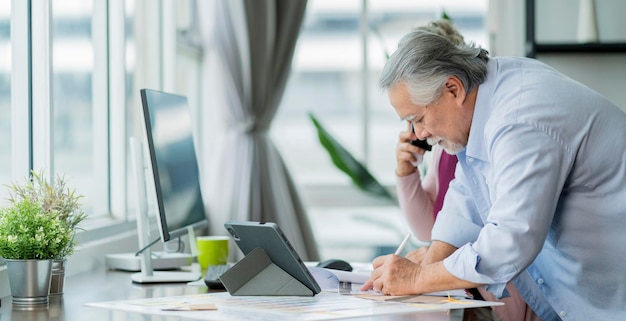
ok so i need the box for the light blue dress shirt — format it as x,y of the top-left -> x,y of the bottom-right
431,57 -> 626,321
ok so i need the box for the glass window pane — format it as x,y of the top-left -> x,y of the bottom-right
126,0 -> 135,101
273,0 -> 362,185
0,2 -> 11,205
124,0 -> 136,219
52,0 -> 98,215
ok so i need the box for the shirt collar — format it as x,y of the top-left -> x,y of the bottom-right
465,58 -> 498,163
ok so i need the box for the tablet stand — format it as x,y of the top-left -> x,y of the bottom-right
219,247 -> 314,296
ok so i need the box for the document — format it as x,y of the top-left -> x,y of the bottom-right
308,266 -> 370,291
86,291 -> 503,321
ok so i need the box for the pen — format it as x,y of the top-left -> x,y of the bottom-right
394,232 -> 412,255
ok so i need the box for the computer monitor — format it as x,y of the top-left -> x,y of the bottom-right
139,88 -> 208,243
106,89 -> 208,282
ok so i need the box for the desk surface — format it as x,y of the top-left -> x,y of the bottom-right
0,266 -> 480,321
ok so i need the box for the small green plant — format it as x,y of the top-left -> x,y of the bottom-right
4,170 -> 86,259
0,199 -> 73,260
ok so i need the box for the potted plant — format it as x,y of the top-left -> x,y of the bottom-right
0,197 -> 73,306
3,170 -> 86,299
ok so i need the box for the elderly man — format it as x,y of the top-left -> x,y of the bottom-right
361,30 -> 626,320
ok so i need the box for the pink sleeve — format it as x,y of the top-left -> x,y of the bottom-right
396,148 -> 442,242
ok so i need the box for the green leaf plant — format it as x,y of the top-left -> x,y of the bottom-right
308,113 -> 394,201
0,199 -> 73,260
7,170 -> 86,233
1,170 -> 86,260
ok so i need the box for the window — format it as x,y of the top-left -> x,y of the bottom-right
0,0 -> 204,275
0,2 -> 10,205
52,0 -> 102,216
5,0 -> 137,227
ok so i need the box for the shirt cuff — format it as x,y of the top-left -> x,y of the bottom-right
396,169 -> 421,182
443,243 -> 509,298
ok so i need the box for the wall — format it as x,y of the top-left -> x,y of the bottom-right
489,0 -> 626,113
537,54 -> 626,113
488,0 -> 526,56
535,0 -> 626,112
535,0 -> 626,43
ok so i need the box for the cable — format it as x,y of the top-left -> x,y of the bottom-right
134,236 -> 160,256
163,236 -> 185,253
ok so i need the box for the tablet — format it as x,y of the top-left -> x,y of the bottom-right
224,221 -> 321,295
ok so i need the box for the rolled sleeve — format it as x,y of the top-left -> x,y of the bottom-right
443,243 -> 510,298
431,208 -> 482,247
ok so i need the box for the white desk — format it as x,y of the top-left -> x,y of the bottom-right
0,266 -> 483,321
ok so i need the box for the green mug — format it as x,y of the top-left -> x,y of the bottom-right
196,236 -> 229,270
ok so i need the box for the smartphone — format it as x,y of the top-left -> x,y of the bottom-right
409,123 -> 432,151
410,138 -> 432,151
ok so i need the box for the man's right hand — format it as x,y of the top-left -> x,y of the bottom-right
396,122 -> 426,177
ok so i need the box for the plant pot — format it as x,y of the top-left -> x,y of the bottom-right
5,259 -> 53,306
49,259 -> 66,295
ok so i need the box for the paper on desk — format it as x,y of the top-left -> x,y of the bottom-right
355,292 -> 473,303
308,267 -> 370,291
87,292 -> 499,321
337,283 -> 470,299
162,303 -> 218,311
87,291 -> 503,321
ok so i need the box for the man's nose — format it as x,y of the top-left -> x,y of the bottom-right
413,124 -> 429,141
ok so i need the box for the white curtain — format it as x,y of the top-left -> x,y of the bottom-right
199,0 -> 318,260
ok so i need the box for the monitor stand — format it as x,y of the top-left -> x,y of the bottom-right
128,137 -> 200,284
131,270 -> 199,283
130,226 -> 199,284
105,251 -> 193,272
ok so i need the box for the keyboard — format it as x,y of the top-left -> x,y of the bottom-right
203,263 -> 233,289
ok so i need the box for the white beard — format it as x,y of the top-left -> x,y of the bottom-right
427,137 -> 465,155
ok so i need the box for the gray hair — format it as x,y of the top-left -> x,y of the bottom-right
415,19 -> 465,47
379,30 -> 489,106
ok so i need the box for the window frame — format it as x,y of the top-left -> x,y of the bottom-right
8,0 -> 136,242
11,0 -> 31,179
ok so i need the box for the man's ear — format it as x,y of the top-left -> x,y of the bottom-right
445,76 -> 466,105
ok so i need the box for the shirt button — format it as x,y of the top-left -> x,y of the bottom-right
537,278 -> 544,285
559,311 -> 567,317
467,157 -> 474,163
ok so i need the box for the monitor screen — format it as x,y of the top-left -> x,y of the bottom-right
139,89 -> 208,242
